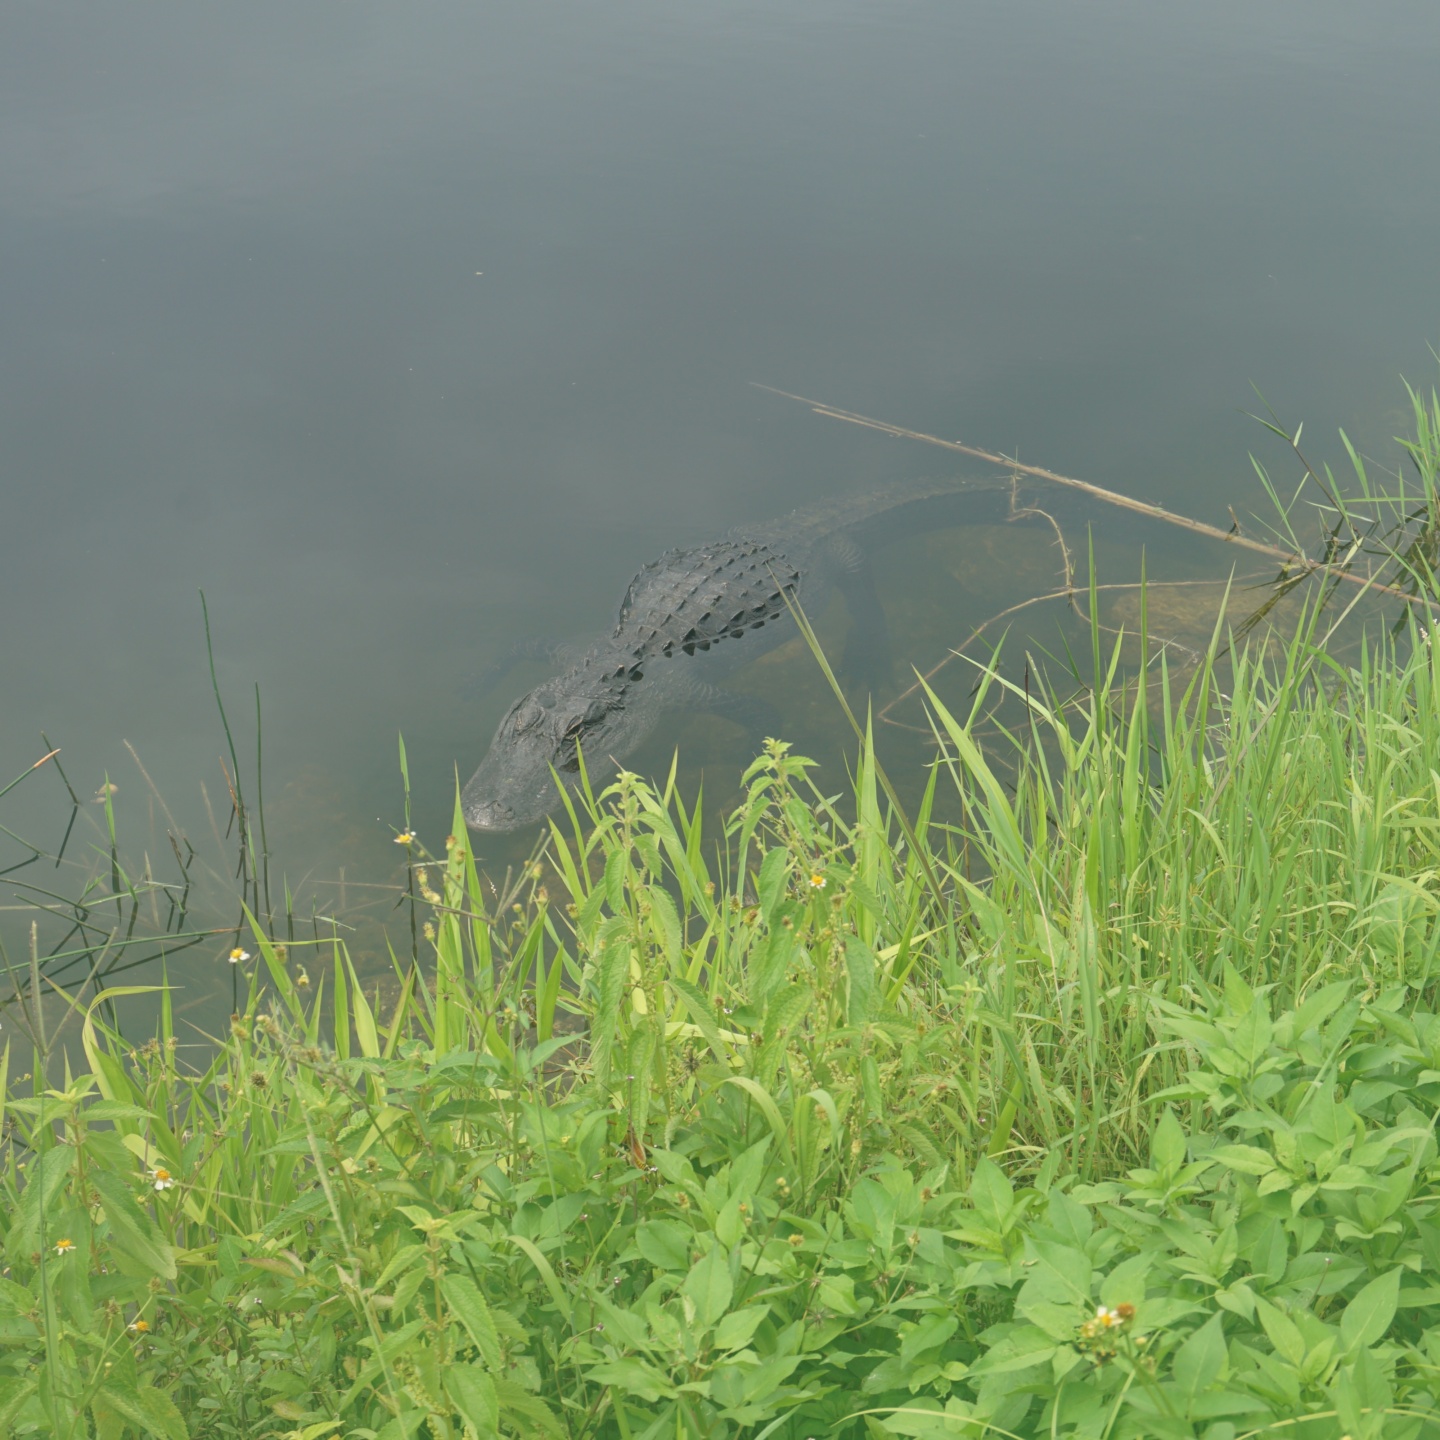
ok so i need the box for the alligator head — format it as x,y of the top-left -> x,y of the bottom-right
461,660 -> 642,831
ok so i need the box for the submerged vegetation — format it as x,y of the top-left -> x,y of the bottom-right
5,380 -> 1440,1436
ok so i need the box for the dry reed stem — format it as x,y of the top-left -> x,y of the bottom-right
751,383 -> 1429,608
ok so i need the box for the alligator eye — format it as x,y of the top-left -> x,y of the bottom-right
511,700 -> 545,734
555,708 -> 590,743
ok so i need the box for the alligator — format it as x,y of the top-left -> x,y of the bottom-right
461,474 -> 1024,831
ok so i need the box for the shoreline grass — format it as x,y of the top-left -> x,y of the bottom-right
5,597 -> 1440,1436
5,381 -> 1440,1435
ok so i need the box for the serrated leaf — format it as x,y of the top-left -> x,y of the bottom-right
84,1101 -> 154,1122
445,1364 -> 498,1435
95,1383 -> 187,1440
90,1169 -> 176,1280
441,1272 -> 502,1370
0,1375 -> 38,1430
756,846 -> 790,922
845,936 -> 877,1023
491,1377 -> 565,1437
7,1145 -> 74,1261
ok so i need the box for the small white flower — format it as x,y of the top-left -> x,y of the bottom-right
808,873 -> 827,889
228,947 -> 250,965
149,1168 -> 175,1192
394,830 -> 416,846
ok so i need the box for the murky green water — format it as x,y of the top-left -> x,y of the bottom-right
3,1 -> 1438,1018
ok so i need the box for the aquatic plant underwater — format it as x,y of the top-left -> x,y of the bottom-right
6,380 -> 1440,1437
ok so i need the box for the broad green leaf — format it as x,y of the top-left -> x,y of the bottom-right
1230,999 -> 1273,1069
817,1275 -> 861,1316
667,972 -> 732,1064
1334,1344 -> 1392,1437
969,1324 -> 1058,1376
1028,1238 -> 1092,1304
1339,1267 -> 1400,1353
1172,1314 -> 1226,1402
848,1177 -> 899,1254
683,1243 -> 734,1329
1151,1109 -> 1186,1170
969,1158 -> 1014,1227
714,1304 -> 769,1351
901,1314 -> 959,1365
586,1357 -> 679,1403
1208,1144 -> 1276,1176
373,1241 -> 427,1291
636,1219 -> 693,1272
1043,1189 -> 1093,1247
1256,1299 -> 1305,1366
92,1393 -> 127,1440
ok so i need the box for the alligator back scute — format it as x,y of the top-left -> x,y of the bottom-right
613,538 -> 803,667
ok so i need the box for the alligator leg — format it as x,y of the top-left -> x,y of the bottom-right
825,534 -> 894,695
666,676 -> 783,744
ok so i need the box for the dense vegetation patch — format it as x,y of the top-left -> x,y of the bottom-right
10,583 -> 1440,1439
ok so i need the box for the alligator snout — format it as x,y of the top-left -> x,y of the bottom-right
463,797 -> 516,831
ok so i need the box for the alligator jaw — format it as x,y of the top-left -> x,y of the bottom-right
462,796 -> 518,832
